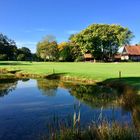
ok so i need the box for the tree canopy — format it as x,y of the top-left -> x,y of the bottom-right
0,24 -> 135,62
36,35 -> 58,61
0,33 -> 34,61
70,24 -> 133,61
58,42 -> 82,62
17,47 -> 32,61
0,33 -> 17,60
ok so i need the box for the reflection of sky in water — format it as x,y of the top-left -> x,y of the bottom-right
0,79 -> 133,140
17,79 -> 37,88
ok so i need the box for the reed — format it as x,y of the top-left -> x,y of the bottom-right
42,105 -> 139,140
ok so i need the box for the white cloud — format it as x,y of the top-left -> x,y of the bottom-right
16,40 -> 37,53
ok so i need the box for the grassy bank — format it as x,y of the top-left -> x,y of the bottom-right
0,61 -> 140,88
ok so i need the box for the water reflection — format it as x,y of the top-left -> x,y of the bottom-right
37,79 -> 140,129
1,78 -> 140,116
0,79 -> 18,97
119,86 -> 140,132
0,78 -> 139,139
65,81 -> 140,133
37,79 -> 59,96
21,78 -> 30,82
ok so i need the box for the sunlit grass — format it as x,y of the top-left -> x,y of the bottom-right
0,61 -> 140,79
0,61 -> 140,88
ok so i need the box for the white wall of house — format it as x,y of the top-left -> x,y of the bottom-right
121,55 -> 129,60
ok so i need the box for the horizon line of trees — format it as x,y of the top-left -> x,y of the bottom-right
36,24 -> 134,62
0,24 -> 136,62
0,33 -> 36,61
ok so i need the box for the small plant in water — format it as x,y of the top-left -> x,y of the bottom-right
73,101 -> 81,128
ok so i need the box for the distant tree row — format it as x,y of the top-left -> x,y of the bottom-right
36,24 -> 133,62
0,24 -> 134,62
0,33 -> 35,61
0,33 -> 17,60
36,35 -> 82,62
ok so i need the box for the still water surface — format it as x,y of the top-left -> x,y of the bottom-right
0,79 -> 138,140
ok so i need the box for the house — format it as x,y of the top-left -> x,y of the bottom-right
114,53 -> 122,61
84,53 -> 93,61
121,45 -> 140,61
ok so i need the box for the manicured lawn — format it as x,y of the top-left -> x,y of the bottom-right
0,61 -> 140,92
0,61 -> 139,80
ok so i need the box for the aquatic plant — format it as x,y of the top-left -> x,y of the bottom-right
42,104 -> 139,140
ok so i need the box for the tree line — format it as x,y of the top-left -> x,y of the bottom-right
0,33 -> 35,61
0,24 -> 134,62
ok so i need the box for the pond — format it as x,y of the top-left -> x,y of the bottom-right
0,79 -> 139,140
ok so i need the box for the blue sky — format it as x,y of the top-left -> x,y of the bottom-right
0,0 -> 140,52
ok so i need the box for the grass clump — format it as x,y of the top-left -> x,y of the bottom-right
44,123 -> 138,140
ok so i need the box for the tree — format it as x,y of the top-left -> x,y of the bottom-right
36,35 -> 59,61
17,54 -> 25,61
42,35 -> 56,43
70,24 -> 133,61
68,34 -> 75,41
17,47 -> 32,61
31,53 -> 38,61
58,42 -> 83,62
0,33 -> 17,60
58,42 -> 73,61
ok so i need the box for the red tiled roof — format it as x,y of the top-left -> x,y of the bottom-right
124,45 -> 140,55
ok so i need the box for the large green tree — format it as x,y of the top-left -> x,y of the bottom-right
70,24 -> 133,61
58,42 -> 82,62
0,33 -> 17,60
36,35 -> 59,61
17,47 -> 32,61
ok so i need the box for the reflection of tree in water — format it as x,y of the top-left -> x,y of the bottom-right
37,79 -> 140,132
21,78 -> 30,82
119,86 -> 140,133
0,79 -> 18,97
63,82 -> 140,134
63,83 -> 120,107
37,79 -> 59,96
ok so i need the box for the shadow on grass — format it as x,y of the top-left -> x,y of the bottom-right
0,62 -> 31,66
8,70 -> 21,74
45,73 -> 140,91
45,73 -> 67,80
101,77 -> 140,91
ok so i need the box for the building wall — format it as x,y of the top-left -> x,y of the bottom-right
121,55 -> 140,61
130,55 -> 140,61
121,55 -> 129,60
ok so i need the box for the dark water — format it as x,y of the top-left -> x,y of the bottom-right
0,79 -> 139,140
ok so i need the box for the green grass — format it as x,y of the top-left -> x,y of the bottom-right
0,61 -> 140,89
0,61 -> 140,79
